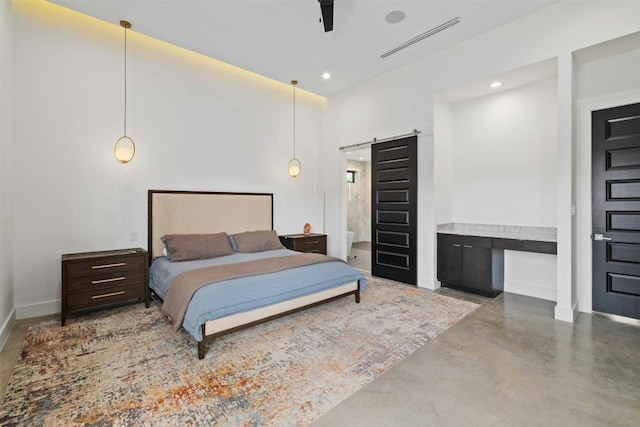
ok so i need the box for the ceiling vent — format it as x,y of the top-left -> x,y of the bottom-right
380,17 -> 462,59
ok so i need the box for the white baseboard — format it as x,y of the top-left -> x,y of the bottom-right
0,308 -> 16,352
504,281 -> 556,302
15,299 -> 60,320
577,298 -> 592,314
554,300 -> 579,323
418,277 -> 438,290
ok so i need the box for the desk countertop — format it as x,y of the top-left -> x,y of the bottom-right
437,223 -> 557,242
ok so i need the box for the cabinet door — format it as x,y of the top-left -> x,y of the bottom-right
437,234 -> 463,286
462,245 -> 493,292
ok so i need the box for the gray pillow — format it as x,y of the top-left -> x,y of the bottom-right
163,233 -> 235,262
231,230 -> 284,253
160,235 -> 171,258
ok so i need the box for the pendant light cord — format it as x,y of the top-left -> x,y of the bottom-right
123,24 -> 128,137
292,82 -> 296,159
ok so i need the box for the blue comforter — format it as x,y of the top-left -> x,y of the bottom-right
149,249 -> 367,340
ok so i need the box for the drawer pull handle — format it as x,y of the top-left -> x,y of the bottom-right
92,290 -> 126,300
452,244 -> 461,247
305,240 -> 319,244
91,277 -> 126,285
463,245 -> 472,248
92,262 -> 126,270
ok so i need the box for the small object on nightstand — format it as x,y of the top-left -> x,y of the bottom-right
61,248 -> 149,326
279,233 -> 327,255
303,222 -> 311,235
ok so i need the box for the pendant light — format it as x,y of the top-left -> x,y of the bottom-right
287,80 -> 301,178
114,20 -> 136,164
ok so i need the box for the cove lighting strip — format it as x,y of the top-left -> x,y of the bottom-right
380,17 -> 462,59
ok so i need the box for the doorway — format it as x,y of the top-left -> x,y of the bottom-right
592,102 -> 640,320
346,147 -> 372,272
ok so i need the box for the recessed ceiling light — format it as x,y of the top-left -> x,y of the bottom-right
385,10 -> 405,24
490,81 -> 502,88
322,72 -> 331,80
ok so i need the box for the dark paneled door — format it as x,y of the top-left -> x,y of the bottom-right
371,136 -> 417,285
592,102 -> 640,320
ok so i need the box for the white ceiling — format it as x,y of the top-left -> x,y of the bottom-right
48,0 -> 558,96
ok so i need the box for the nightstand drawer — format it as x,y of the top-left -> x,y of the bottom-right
279,234 -> 327,255
298,238 -> 323,253
66,254 -> 146,279
66,269 -> 146,292
66,282 -> 146,310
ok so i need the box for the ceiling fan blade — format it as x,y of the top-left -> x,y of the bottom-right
319,0 -> 334,32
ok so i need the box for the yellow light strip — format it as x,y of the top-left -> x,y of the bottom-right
17,0 -> 326,104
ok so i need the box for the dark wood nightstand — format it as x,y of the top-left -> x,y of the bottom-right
279,233 -> 327,255
61,248 -> 149,326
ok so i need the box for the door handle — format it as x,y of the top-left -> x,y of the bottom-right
594,234 -> 612,241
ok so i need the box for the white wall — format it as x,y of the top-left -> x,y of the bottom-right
11,1 -> 326,318
451,78 -> 558,226
577,48 -> 640,100
0,0 -> 15,348
324,0 -> 640,317
451,78 -> 558,301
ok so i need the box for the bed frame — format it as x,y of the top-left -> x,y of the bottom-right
147,190 -> 360,359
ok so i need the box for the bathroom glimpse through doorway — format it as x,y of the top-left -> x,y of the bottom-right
346,147 -> 372,272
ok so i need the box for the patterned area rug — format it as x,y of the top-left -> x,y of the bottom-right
0,277 -> 479,426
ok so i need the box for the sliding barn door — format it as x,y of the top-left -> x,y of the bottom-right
371,136 -> 418,285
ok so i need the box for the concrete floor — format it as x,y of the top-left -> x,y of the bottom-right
2,288 -> 639,426
313,288 -> 640,426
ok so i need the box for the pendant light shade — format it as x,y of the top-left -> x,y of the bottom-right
288,80 -> 301,178
114,20 -> 135,164
288,158 -> 301,178
114,136 -> 135,163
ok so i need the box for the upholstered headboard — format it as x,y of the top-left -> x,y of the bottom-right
147,190 -> 274,259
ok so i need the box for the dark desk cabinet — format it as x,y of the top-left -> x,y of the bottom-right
437,234 -> 463,286
279,233 -> 327,255
437,234 -> 504,298
61,248 -> 149,325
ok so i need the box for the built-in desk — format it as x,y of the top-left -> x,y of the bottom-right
436,223 -> 557,297
491,238 -> 556,255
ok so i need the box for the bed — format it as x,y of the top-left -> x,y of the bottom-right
147,190 -> 367,359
